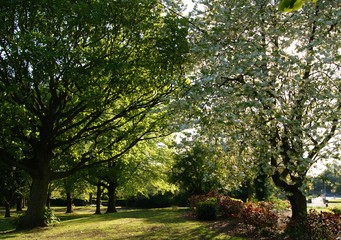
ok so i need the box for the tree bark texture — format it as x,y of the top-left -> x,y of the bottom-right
16,193 -> 23,212
95,183 -> 102,215
272,171 -> 307,219
106,183 -> 117,213
66,192 -> 73,213
19,174 -> 50,229
287,188 -> 307,219
4,201 -> 11,218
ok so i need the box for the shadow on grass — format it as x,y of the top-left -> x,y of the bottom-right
0,208 -> 244,240
0,217 -> 16,233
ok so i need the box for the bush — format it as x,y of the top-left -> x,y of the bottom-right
269,197 -> 291,211
196,198 -> 218,220
125,191 -> 173,209
189,192 -> 282,236
241,202 -> 278,236
14,207 -> 60,229
50,198 -> 66,206
73,198 -> 86,206
172,191 -> 190,207
189,192 -> 244,218
44,207 -> 60,224
189,194 -> 210,210
217,196 -> 243,218
285,216 -> 309,240
331,207 -> 341,215
285,209 -> 341,240
116,199 -> 127,207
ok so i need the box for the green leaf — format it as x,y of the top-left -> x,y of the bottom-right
278,0 -> 318,12
278,0 -> 304,12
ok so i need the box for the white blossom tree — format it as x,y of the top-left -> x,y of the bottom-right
188,0 -> 340,219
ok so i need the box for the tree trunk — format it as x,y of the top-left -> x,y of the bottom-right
16,193 -> 23,212
4,201 -> 11,218
272,172 -> 307,220
95,183 -> 102,214
66,192 -> 73,213
18,174 -> 50,229
46,191 -> 51,208
89,193 -> 93,205
22,196 -> 26,209
106,183 -> 117,213
287,188 -> 307,219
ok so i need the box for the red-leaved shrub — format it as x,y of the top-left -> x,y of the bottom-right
285,209 -> 341,240
188,191 -> 220,210
217,196 -> 243,218
241,202 -> 278,236
189,192 -> 279,236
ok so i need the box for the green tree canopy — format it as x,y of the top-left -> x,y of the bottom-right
0,0 -> 189,228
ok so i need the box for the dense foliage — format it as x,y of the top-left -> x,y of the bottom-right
285,209 -> 341,240
0,0 -> 189,228
186,0 -> 340,219
189,192 -> 279,236
0,0 -> 339,232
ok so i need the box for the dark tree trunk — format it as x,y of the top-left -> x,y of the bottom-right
16,193 -> 23,212
66,192 -> 73,213
106,183 -> 117,213
287,188 -> 307,219
4,201 -> 11,218
22,196 -> 26,208
95,183 -> 102,215
46,191 -> 51,208
246,181 -> 254,202
89,193 -> 93,205
18,173 -> 50,229
272,171 -> 307,220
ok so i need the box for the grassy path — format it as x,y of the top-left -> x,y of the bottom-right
0,207 -> 244,240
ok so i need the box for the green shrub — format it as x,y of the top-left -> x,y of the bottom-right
14,207 -> 60,229
189,192 -> 244,219
44,207 -> 60,224
126,191 -> 174,208
172,191 -> 190,207
189,194 -> 210,210
269,197 -> 291,211
196,198 -> 218,220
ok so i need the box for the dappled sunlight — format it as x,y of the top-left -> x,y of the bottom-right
0,208 -> 244,240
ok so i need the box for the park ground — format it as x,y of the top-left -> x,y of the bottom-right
0,200 -> 340,240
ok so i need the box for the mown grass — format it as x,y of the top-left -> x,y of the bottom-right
308,201 -> 341,213
0,207 -> 244,240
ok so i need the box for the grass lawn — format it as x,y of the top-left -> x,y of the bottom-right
308,201 -> 341,213
0,207 -> 244,240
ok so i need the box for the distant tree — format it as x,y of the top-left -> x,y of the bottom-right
87,139 -> 175,213
52,171 -> 90,213
0,163 -> 28,217
310,163 -> 341,195
171,140 -> 221,195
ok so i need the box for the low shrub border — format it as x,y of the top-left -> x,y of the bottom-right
189,192 -> 279,237
196,198 -> 218,220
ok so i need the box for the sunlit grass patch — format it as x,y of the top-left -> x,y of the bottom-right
0,207 -> 244,240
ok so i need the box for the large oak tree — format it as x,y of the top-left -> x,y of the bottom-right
0,0 -> 188,228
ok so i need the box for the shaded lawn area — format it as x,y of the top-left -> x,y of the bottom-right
0,207 -> 245,240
